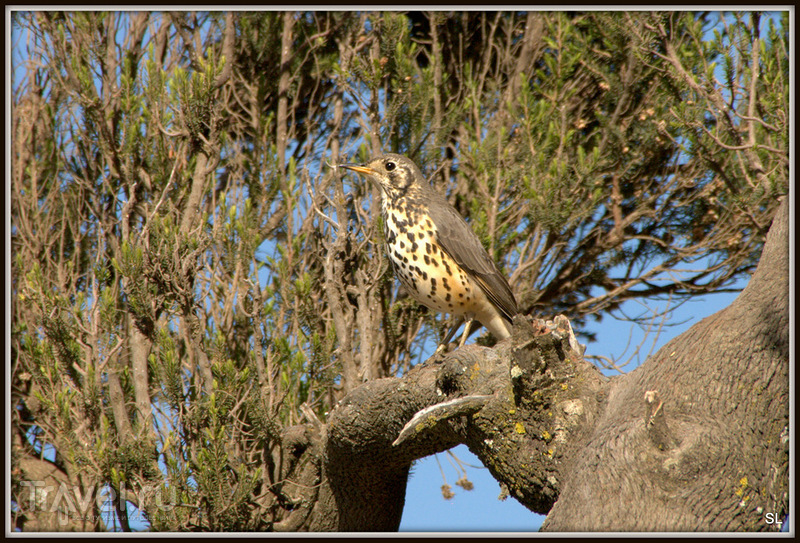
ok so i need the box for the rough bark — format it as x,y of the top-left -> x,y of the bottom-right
271,197 -> 788,532
542,196 -> 790,531
270,313 -> 605,531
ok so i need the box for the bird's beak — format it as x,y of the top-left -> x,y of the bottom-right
339,163 -> 376,176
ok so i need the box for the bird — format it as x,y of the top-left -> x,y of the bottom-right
340,153 -> 518,351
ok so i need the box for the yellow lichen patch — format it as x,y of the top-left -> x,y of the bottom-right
508,408 -> 516,415
470,363 -> 482,380
561,383 -> 568,391
735,476 -> 749,497
514,422 -> 526,434
541,430 -> 552,442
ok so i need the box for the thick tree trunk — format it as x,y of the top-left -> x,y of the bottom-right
542,196 -> 789,531
274,197 -> 789,532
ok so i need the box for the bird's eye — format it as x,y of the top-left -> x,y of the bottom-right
385,161 -> 396,172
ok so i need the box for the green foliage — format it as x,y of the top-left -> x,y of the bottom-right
11,10 -> 788,532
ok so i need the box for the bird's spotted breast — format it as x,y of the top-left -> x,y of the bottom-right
383,199 -> 479,316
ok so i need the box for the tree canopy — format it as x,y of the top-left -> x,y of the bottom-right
10,10 -> 789,531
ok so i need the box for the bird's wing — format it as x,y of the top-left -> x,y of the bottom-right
428,198 -> 518,322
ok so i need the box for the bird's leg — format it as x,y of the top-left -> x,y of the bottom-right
458,318 -> 475,348
435,316 -> 465,356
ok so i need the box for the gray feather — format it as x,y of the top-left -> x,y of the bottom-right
426,193 -> 518,323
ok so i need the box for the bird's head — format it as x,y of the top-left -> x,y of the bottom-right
340,153 -> 426,201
